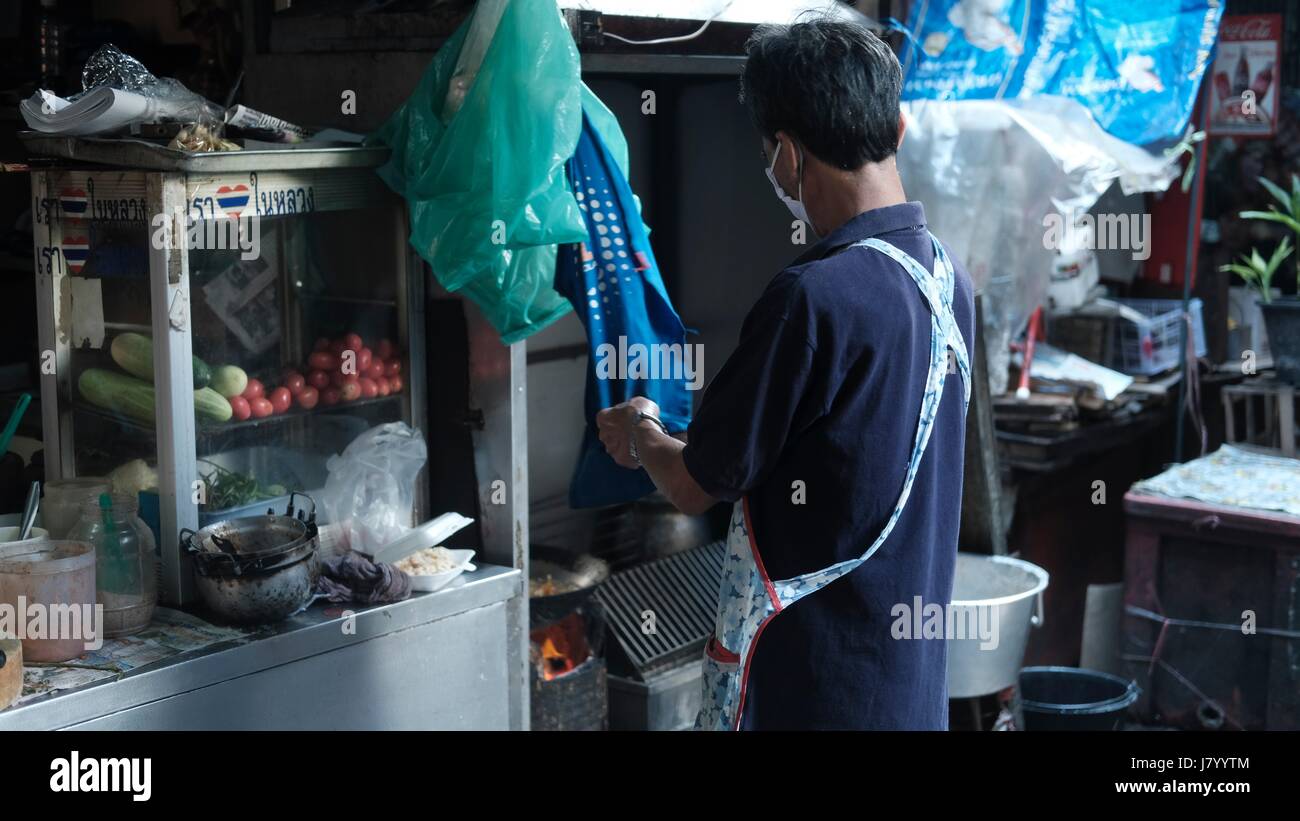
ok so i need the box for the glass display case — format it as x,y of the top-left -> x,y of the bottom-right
31,145 -> 426,606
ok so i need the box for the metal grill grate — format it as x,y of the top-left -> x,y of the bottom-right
594,540 -> 725,679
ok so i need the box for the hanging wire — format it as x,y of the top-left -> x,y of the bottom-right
601,0 -> 737,45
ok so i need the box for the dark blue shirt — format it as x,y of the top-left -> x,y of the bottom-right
682,202 -> 975,730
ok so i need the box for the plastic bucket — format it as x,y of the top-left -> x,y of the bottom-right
1017,666 -> 1139,731
0,540 -> 98,662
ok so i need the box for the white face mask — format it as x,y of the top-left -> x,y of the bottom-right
765,141 -> 812,229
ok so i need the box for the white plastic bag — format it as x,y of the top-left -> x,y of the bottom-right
321,422 -> 427,555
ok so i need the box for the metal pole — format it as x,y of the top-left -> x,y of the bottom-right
1175,79 -> 1211,464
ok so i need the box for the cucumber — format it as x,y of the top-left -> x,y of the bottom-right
209,365 -> 248,399
194,388 -> 233,423
79,369 -> 234,425
79,368 -> 155,423
110,332 -> 212,389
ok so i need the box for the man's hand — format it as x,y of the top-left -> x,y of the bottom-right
596,396 -> 660,469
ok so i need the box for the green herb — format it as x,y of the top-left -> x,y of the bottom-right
198,459 -> 287,510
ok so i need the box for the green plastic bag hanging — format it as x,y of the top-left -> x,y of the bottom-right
369,0 -> 587,344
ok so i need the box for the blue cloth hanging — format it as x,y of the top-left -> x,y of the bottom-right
555,109 -> 692,509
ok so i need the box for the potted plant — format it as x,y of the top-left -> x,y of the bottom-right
1237,175 -> 1300,382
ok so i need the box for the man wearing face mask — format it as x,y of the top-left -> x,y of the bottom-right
596,18 -> 975,730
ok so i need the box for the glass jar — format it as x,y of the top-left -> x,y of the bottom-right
42,477 -> 110,539
66,493 -> 157,637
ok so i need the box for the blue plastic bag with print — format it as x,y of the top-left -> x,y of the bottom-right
897,0 -> 1224,146
554,92 -> 693,509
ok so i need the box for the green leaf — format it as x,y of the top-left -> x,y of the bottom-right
1258,176 -> 1294,214
1240,209 -> 1300,234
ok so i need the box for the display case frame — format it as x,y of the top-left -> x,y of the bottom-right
30,146 -> 427,607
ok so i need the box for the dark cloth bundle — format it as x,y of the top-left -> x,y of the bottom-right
315,551 -> 411,604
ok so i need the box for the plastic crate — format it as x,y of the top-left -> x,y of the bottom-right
1111,298 -> 1206,376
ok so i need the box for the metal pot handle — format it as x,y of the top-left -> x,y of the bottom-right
283,492 -> 316,524
179,527 -> 199,554
1030,590 -> 1045,628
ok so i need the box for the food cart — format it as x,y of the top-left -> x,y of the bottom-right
0,138 -> 528,729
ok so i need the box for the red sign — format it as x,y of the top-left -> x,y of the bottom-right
1209,14 -> 1282,137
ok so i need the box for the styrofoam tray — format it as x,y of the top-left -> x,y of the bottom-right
406,549 -> 477,592
372,512 -> 475,566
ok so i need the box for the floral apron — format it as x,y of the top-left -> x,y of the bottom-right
696,234 -> 971,731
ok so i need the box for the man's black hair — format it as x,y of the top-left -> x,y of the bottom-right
740,17 -> 903,170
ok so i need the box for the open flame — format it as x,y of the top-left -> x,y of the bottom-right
531,613 -> 590,681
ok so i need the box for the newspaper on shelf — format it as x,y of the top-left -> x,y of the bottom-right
1131,444 -> 1300,518
13,607 -> 247,709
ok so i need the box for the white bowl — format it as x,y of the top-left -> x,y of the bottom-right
0,526 -> 49,544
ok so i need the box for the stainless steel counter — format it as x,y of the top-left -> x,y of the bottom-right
0,565 -> 521,730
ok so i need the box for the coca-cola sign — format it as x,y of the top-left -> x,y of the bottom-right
1221,16 -> 1277,42
1209,14 -> 1281,138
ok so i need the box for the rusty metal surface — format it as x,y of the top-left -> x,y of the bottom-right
1122,491 -> 1300,730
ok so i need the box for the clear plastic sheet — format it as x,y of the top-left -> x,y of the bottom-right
78,43 -> 223,128
897,96 -> 1180,394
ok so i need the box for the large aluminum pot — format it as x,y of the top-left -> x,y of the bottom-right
946,553 -> 1049,699
181,493 -> 319,625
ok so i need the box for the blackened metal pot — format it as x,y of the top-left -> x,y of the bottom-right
181,493 -> 320,625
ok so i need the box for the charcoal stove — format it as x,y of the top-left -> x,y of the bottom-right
529,607 -> 608,731
594,540 -> 725,730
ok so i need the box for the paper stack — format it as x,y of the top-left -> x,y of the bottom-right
19,88 -> 191,136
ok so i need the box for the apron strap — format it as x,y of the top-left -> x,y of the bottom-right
772,233 -> 970,607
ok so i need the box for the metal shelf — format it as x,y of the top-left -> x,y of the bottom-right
71,392 -> 404,438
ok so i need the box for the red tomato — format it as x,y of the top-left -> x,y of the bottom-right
375,376 -> 391,397
320,387 -> 341,406
388,375 -> 403,393
343,333 -> 364,353
269,387 -> 292,414
384,359 -> 401,377
376,339 -> 396,361
364,361 -> 385,380
313,337 -> 330,352
229,395 -> 251,421
359,377 -> 379,399
250,397 -> 274,418
242,379 -> 265,400
296,386 -> 319,410
328,339 -> 347,356
308,351 -> 337,372
282,371 -> 306,395
331,370 -> 359,388
307,369 -> 330,390
340,380 -> 362,402
357,347 -> 373,372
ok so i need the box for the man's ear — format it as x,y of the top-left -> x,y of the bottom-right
896,114 -> 907,150
772,129 -> 797,183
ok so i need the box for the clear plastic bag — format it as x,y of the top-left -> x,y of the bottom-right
78,43 -> 224,128
897,96 -> 1180,394
321,422 -> 428,556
